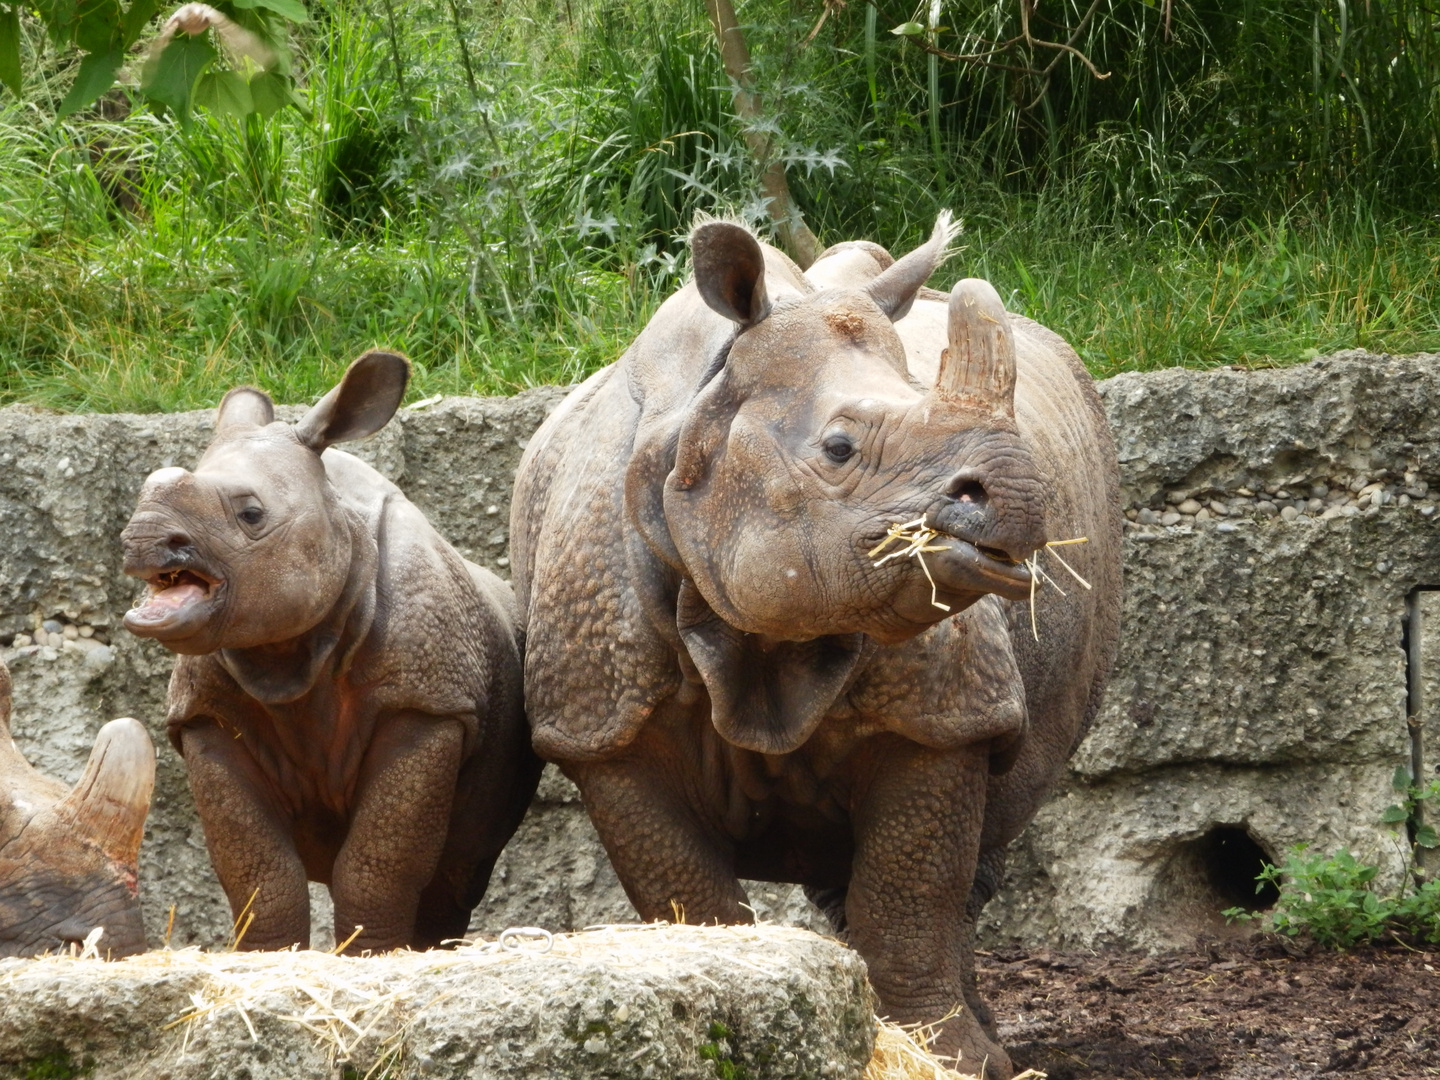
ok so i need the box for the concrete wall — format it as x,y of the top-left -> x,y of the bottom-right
2,351 -> 1436,952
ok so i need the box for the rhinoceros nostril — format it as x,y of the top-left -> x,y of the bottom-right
945,476 -> 988,506
165,532 -> 192,551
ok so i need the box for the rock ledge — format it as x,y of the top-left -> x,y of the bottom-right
0,924 -> 875,1080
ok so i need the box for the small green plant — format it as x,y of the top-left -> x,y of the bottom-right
1223,846 -> 1390,948
698,1020 -> 748,1080
1381,766 -> 1440,854
20,1052 -> 87,1080
1224,770 -> 1440,948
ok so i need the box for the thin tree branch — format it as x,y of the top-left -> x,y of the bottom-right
862,0 -> 1111,91
705,0 -> 822,267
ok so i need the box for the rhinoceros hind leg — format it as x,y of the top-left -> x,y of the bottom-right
411,864 -> 486,949
803,885 -> 849,935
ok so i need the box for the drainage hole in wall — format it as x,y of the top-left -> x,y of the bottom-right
1196,825 -> 1280,911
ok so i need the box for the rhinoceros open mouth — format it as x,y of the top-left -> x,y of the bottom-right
124,565 -> 224,638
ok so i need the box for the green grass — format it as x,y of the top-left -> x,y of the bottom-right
1,0 -> 1438,413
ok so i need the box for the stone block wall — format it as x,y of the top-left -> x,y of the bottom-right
2,351 -> 1436,952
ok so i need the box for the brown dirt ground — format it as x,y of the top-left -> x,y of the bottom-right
981,937 -> 1440,1079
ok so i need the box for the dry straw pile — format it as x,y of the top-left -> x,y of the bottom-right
865,1016 -> 1046,1080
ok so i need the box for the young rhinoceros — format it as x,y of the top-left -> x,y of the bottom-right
0,656 -> 155,958
512,217 -> 1121,1078
121,352 -> 540,953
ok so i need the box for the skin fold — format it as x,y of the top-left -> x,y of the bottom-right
0,657 -> 155,959
512,218 -> 1121,1078
121,352 -> 541,953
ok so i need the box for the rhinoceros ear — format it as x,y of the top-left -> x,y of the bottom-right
53,718 -> 155,869
691,221 -> 772,328
215,387 -> 275,435
295,350 -> 411,452
864,211 -> 959,321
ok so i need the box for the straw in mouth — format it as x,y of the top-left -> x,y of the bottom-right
868,515 -> 956,612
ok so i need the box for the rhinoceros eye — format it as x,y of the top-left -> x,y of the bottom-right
238,506 -> 265,527
822,434 -> 855,464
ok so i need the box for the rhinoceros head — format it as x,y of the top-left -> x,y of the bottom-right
0,658 -> 155,958
659,216 -> 1046,647
121,351 -> 409,657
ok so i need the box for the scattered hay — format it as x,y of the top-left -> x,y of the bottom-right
865,1015 -> 1047,1080
1025,537 -> 1091,640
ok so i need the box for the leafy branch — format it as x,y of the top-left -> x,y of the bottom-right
878,0 -> 1111,107
0,0 -> 306,122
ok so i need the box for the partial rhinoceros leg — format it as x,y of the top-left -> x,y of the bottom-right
331,714 -> 464,953
803,885 -> 849,934
565,749 -> 749,925
846,735 -> 1013,1080
181,722 -> 310,950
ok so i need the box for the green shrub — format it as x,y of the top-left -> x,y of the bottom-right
1224,773 -> 1440,948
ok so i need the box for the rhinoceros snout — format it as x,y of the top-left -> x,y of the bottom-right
932,467 -> 1043,565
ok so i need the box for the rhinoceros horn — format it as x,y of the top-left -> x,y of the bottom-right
0,656 -> 11,743
0,658 -> 25,775
864,210 -> 959,321
51,718 -> 155,870
934,277 -> 1017,417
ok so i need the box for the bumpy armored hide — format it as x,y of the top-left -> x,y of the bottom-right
121,352 -> 540,953
513,215 -> 1120,1078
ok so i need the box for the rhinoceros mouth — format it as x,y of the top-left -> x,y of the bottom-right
124,565 -> 225,640
926,535 -> 1034,602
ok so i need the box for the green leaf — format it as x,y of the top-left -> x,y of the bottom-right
890,21 -> 924,36
0,5 -> 21,98
247,69 -> 290,118
119,0 -> 161,48
193,68 -> 253,117
1382,804 -> 1410,823
56,47 -> 122,117
74,0 -> 120,53
1394,764 -> 1413,792
231,0 -> 307,21
38,0 -> 76,45
142,32 -> 216,122
1417,824 -> 1439,849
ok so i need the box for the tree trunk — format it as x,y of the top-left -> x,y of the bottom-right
704,0 -> 821,269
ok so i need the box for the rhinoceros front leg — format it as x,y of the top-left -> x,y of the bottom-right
847,736 -> 1013,1080
565,750 -> 749,925
181,721 -> 310,950
331,714 -> 464,953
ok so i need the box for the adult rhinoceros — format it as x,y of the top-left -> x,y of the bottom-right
512,215 -> 1120,1077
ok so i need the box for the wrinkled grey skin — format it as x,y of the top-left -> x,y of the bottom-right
121,352 -> 540,953
512,219 -> 1121,1078
0,657 -> 155,958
